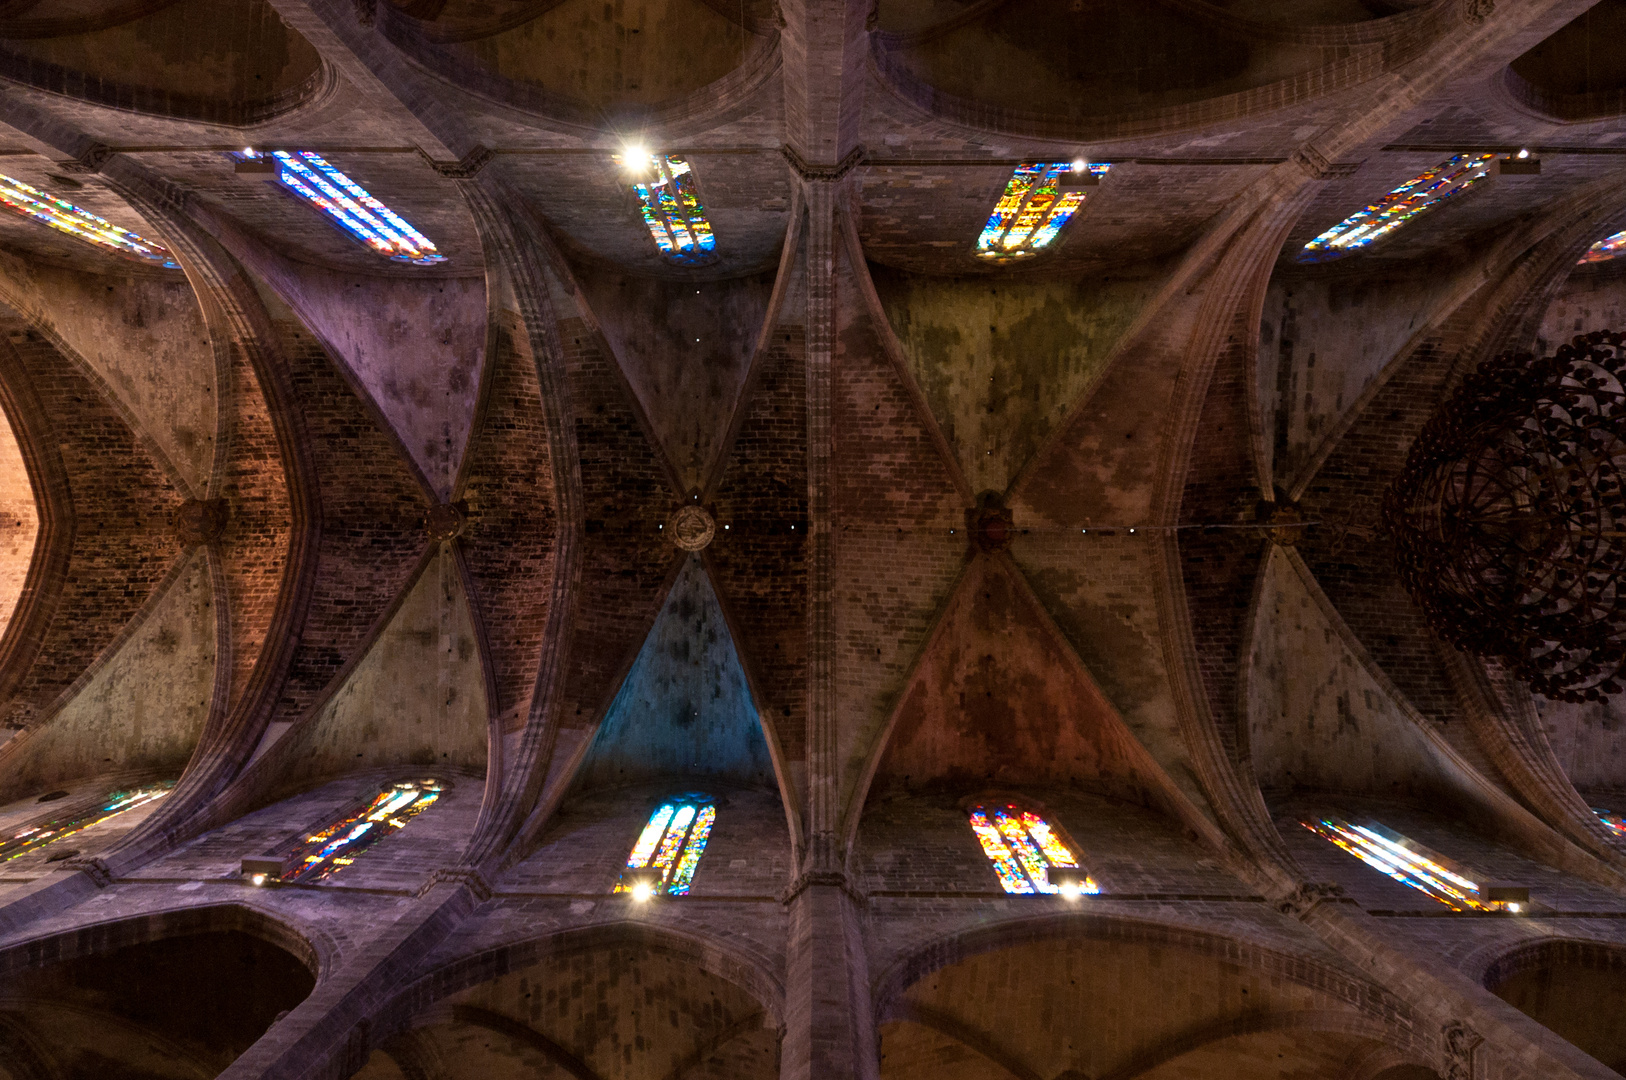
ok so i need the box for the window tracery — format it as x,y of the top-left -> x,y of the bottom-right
967,801 -> 1097,895
616,794 -> 716,896
975,162 -> 1110,262
274,779 -> 443,884
1303,815 -> 1487,910
0,782 -> 174,864
1580,229 -> 1626,265
1297,153 -> 1496,263
615,152 -> 718,266
232,150 -> 445,265
0,174 -> 178,268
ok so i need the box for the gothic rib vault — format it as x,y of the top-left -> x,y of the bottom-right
3,1 -> 1626,1078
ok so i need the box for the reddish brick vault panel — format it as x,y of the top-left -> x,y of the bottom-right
0,320 -> 182,729
873,554 -> 1157,803
217,344 -> 291,714
552,316 -> 679,733
833,248 -> 967,782
269,320 -> 430,722
457,312 -> 558,721
707,332 -> 808,766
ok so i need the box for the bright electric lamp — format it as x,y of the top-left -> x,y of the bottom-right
1047,866 -> 1092,901
1070,158 -> 1087,172
1517,148 -> 1530,159
1507,902 -> 1522,913
622,866 -> 662,901
622,145 -> 649,171
250,873 -> 266,887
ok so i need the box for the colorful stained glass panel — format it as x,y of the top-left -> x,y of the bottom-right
275,779 -> 443,884
1580,229 -> 1626,265
0,175 -> 178,269
1595,807 -> 1626,836
616,794 -> 716,896
1297,154 -> 1495,263
231,150 -> 445,265
967,803 -> 1099,895
976,163 -> 1109,262
615,152 -> 718,266
0,782 -> 174,863
1303,815 -> 1485,910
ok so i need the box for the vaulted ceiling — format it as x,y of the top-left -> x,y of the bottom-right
0,1 -> 1623,1078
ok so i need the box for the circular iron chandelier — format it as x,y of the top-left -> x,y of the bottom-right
1384,330 -> 1626,702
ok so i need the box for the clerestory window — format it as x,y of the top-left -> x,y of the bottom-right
0,174 -> 178,268
231,150 -> 445,265
615,152 -> 718,266
1579,229 -> 1626,265
975,162 -> 1109,262
616,794 -> 716,896
0,782 -> 174,864
1303,815 -> 1489,910
1297,154 -> 1495,263
272,779 -> 443,884
967,800 -> 1097,895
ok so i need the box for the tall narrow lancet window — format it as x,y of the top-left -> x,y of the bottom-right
0,175 -> 178,268
231,150 -> 445,265
615,152 -> 718,266
274,780 -> 443,884
976,162 -> 1110,262
1580,229 -> 1626,265
0,782 -> 174,863
616,795 -> 716,896
1297,153 -> 1495,263
1304,816 -> 1487,910
967,802 -> 1097,895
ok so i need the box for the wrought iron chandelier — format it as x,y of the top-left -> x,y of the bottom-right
1384,330 -> 1626,702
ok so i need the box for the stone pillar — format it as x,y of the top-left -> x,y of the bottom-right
778,170 -> 879,1080
782,877 -> 879,1080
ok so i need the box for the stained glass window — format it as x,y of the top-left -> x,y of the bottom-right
1303,815 -> 1488,910
1579,230 -> 1626,265
231,150 -> 445,266
967,802 -> 1097,895
0,781 -> 174,863
1595,807 -> 1626,835
616,794 -> 716,896
0,175 -> 178,269
614,152 -> 717,266
272,779 -> 442,884
975,162 -> 1110,262
1297,154 -> 1495,263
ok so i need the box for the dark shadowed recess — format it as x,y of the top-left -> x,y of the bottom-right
1505,0 -> 1626,122
0,929 -> 315,1077
1487,940 -> 1626,1074
0,0 -> 324,126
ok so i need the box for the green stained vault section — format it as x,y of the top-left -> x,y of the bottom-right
573,555 -> 773,792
